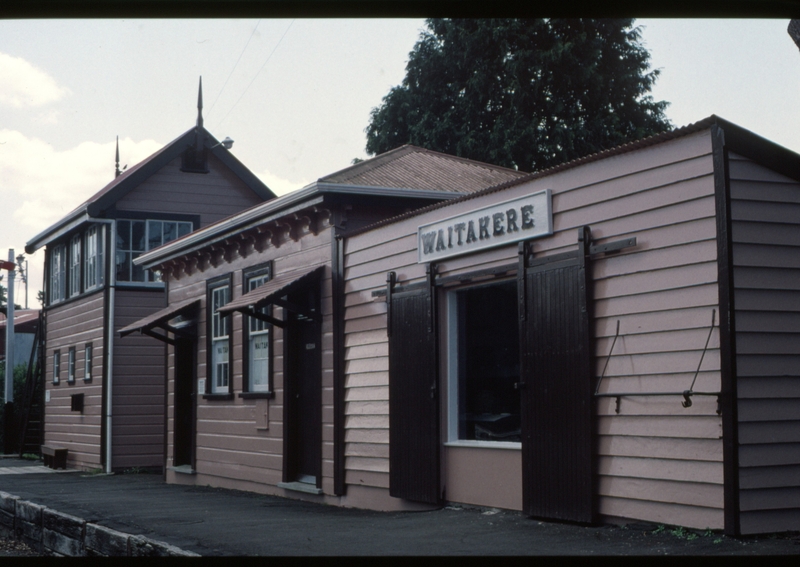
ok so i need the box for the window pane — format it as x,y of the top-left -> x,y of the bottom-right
53,351 -> 60,384
213,341 -> 229,391
131,252 -> 145,282
178,222 -> 192,238
85,345 -> 92,380
148,221 -> 163,250
455,282 -> 520,442
117,220 -> 130,251
250,333 -> 269,391
116,251 -> 131,282
163,222 -> 177,244
131,221 -> 146,252
248,275 -> 270,332
68,349 -> 75,382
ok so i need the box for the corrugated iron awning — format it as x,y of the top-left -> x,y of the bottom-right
217,265 -> 324,326
118,297 -> 200,344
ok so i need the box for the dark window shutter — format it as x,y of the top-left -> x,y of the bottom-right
520,251 -> 594,523
388,287 -> 440,504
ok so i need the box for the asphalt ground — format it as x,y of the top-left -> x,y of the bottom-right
1,456 -> 799,556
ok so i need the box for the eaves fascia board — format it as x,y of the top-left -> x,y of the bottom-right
25,208 -> 91,254
713,116 -> 800,182
135,183 -> 464,269
135,183 -> 325,268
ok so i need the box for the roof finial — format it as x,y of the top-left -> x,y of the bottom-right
195,76 -> 204,154
115,136 -> 121,178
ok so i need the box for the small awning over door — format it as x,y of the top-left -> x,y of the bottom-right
217,265 -> 324,325
118,297 -> 200,344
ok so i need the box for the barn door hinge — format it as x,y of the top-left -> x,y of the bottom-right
517,241 -> 527,322
385,271 -> 396,337
426,263 -> 436,333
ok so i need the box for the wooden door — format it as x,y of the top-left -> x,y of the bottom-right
388,285 -> 440,504
173,337 -> 195,467
284,288 -> 322,485
519,248 -> 594,523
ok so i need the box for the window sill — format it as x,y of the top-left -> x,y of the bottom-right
202,393 -> 234,401
169,465 -> 196,475
444,440 -> 522,450
238,391 -> 275,400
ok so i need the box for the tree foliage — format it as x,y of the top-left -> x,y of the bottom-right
0,280 -> 21,312
366,19 -> 672,172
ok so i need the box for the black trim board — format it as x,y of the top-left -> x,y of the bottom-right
712,124 -> 741,537
331,226 -> 346,496
716,117 -> 800,184
100,225 -> 112,470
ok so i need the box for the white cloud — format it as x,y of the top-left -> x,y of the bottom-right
0,130 -> 164,306
0,52 -> 71,108
33,110 -> 61,125
0,129 -> 163,234
255,168 -> 309,196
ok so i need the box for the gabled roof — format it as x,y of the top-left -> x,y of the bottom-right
319,145 -> 526,192
345,115 -> 800,237
135,145 -> 525,269
25,127 -> 276,254
0,309 -> 40,331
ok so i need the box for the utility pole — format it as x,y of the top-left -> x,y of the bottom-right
2,250 -> 15,454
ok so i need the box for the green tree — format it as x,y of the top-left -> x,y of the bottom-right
0,278 -> 21,312
366,19 -> 671,172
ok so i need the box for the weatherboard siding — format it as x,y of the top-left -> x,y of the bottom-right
728,152 -> 800,534
111,290 -> 167,470
343,130 -> 725,527
44,291 -> 105,470
164,225 -> 336,495
114,154 -> 264,222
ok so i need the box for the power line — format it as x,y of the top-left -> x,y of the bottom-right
207,20 -> 262,120
214,19 -> 295,130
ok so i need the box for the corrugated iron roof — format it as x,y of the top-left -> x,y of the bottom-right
319,145 -> 526,193
346,115 -> 799,238
135,146 -> 525,267
0,309 -> 40,330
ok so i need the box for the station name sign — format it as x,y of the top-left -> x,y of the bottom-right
417,189 -> 553,263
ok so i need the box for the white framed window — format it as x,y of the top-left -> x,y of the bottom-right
116,219 -> 192,284
53,350 -> 61,385
49,244 -> 66,304
446,280 -> 521,446
69,235 -> 81,297
68,347 -> 76,384
84,343 -> 93,381
209,282 -> 230,394
246,270 -> 272,393
84,225 -> 104,291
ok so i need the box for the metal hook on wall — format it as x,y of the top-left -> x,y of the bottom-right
681,308 -> 717,408
595,319 -> 620,395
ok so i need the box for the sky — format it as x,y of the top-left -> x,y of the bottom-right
1,18 -> 799,306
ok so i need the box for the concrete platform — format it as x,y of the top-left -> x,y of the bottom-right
0,456 -> 797,556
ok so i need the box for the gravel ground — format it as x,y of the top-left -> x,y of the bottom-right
0,537 -> 37,557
